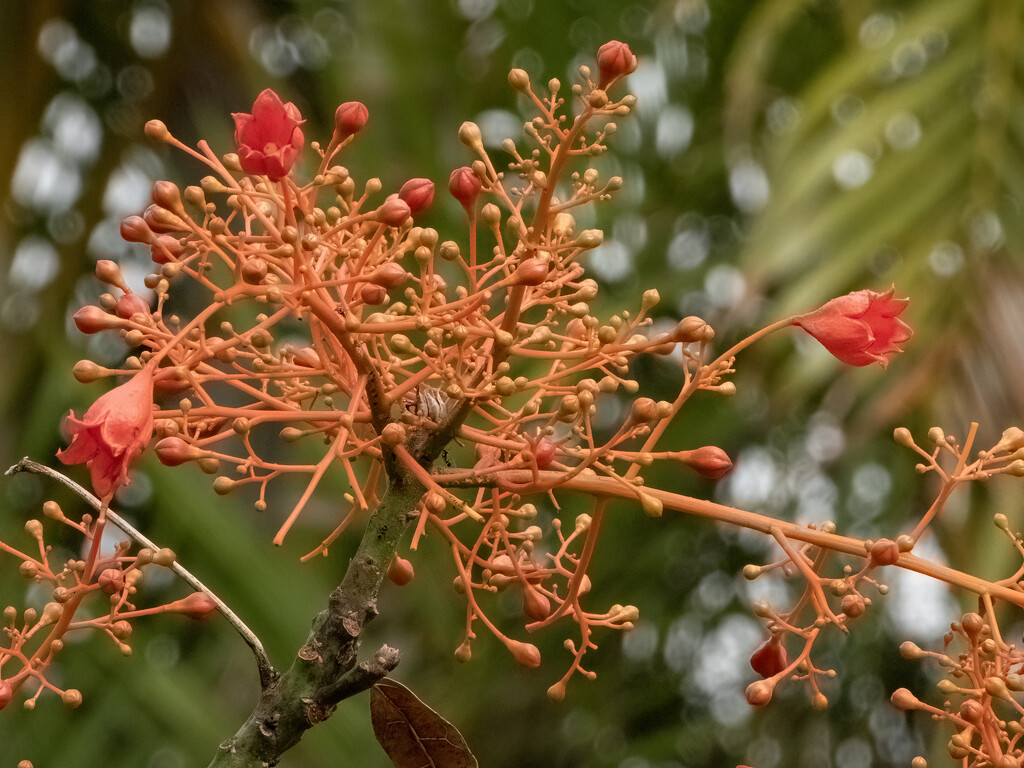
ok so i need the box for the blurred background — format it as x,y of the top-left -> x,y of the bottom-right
2,0 -> 1024,766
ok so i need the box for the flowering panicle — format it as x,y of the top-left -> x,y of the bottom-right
18,40 -> 1024,764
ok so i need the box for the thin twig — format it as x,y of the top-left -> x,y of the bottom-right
5,457 -> 277,689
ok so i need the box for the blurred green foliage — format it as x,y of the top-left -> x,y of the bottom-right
2,1 -> 1024,767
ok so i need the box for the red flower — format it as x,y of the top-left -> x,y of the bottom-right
232,89 -> 305,181
58,368 -> 155,499
792,287 -> 912,367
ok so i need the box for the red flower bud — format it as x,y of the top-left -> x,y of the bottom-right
0,681 -> 12,711
398,178 -> 435,214
387,555 -> 415,586
232,89 -> 305,181
376,197 -> 412,227
360,283 -> 387,305
533,438 -> 557,470
511,257 -> 549,286
869,538 -> 900,567
448,166 -> 482,212
151,180 -> 184,214
73,305 -> 123,334
150,234 -> 182,264
120,215 -> 154,244
115,293 -> 150,320
676,446 -> 732,479
596,40 -> 637,88
154,436 -> 199,467
792,287 -> 912,368
334,101 -> 368,139
170,592 -> 219,620
371,263 -> 409,288
750,637 -> 788,678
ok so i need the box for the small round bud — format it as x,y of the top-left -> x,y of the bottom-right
893,427 -> 914,447
387,555 -> 415,586
115,293 -> 150,320
575,229 -> 604,249
504,638 -> 541,668
334,101 -> 368,139
381,422 -> 407,446
508,68 -> 530,91
61,688 -> 83,709
458,121 -> 483,151
155,437 -> 198,467
376,198 -> 412,227
144,119 -> 171,141
745,679 -> 775,707
868,538 -> 900,567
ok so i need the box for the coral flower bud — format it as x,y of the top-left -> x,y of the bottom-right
120,215 -> 154,244
0,680 -> 12,710
334,101 -> 369,139
144,119 -> 171,141
750,637 -> 788,678
371,263 -> 409,288
522,585 -> 550,621
73,305 -> 123,334
387,555 -> 415,586
154,436 -> 199,466
745,678 -> 775,706
792,287 -> 912,367
73,360 -> 106,383
171,592 -> 220,620
150,234 -> 183,265
533,438 -> 557,469
448,166 -> 482,212
677,446 -> 733,479
868,538 -> 900,566
360,283 -> 387,306
376,197 -> 412,227
115,293 -> 150,320
398,178 -> 435,214
596,40 -> 638,88
504,638 -> 541,668
95,260 -> 130,292
233,89 -> 305,181
58,368 -> 155,499
151,180 -> 184,214
508,68 -> 530,91
511,258 -> 549,286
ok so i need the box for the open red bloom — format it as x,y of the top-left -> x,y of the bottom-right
232,89 -> 305,181
792,287 -> 912,367
58,368 -> 155,499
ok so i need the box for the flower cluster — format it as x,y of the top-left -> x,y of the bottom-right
743,422 -> 1024,767
29,39 -> 951,729
0,496 -> 217,711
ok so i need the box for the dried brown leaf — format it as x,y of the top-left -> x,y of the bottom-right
370,677 -> 478,768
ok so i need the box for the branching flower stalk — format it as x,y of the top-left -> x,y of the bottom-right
4,39 -> 1024,767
